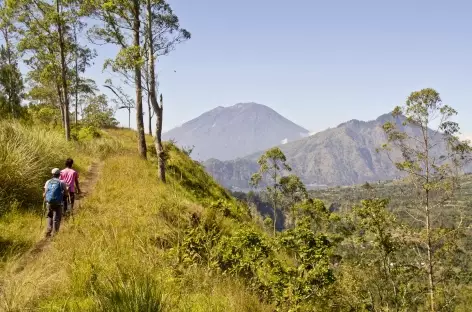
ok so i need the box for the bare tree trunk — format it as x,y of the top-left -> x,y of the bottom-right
2,27 -> 14,117
156,95 -> 165,182
148,91 -> 152,136
144,48 -> 152,136
143,32 -> 152,136
273,167 -> 277,235
146,0 -> 165,182
426,190 -> 435,311
56,82 -> 65,128
423,130 -> 435,312
132,0 -> 147,158
59,102 -> 65,128
74,22 -> 79,127
56,0 -> 70,141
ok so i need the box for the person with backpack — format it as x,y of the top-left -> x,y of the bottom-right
43,168 -> 68,237
60,158 -> 80,215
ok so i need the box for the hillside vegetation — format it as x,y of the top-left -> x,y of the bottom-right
2,89 -> 472,311
2,125 -> 338,311
0,124 -> 270,311
0,121 -> 121,266
310,177 -> 472,226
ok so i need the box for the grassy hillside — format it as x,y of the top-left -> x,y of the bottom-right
0,121 -> 122,266
0,125 -> 276,311
3,124 -> 472,311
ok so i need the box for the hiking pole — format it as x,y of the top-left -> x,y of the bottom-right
40,198 -> 46,233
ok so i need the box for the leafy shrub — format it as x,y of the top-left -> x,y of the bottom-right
78,125 -> 101,141
27,104 -> 62,128
179,209 -> 337,310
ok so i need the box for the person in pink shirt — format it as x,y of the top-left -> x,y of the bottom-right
60,158 -> 80,214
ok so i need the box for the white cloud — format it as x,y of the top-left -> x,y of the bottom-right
281,138 -> 288,144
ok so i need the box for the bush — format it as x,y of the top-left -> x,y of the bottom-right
0,121 -> 69,215
78,125 -> 101,141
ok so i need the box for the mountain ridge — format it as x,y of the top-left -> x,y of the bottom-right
163,102 -> 310,161
203,112 -> 439,191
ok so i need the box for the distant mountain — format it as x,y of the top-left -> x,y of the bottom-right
162,102 -> 310,161
203,113 -> 452,191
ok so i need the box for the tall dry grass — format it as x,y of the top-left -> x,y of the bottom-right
0,148 -> 273,311
0,121 -> 122,215
0,122 -> 70,214
0,121 -> 123,274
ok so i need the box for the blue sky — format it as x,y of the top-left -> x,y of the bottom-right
84,1 -> 472,138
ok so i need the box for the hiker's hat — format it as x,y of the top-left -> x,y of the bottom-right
51,168 -> 61,175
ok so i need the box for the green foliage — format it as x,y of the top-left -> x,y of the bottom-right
27,103 -> 62,128
12,0 -> 96,140
77,125 -> 101,141
278,220 -> 335,309
178,204 -> 338,311
280,175 -> 308,228
82,94 -> 118,128
333,198 -> 425,310
0,46 -> 24,119
381,88 -> 472,310
251,147 -> 292,234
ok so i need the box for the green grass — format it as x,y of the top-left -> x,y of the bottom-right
0,129 -> 273,312
0,121 -> 122,269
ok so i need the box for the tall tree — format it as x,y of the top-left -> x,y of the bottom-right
279,174 -> 308,228
86,0 -> 147,158
0,0 -> 24,118
13,0 -> 93,139
144,0 -> 190,182
82,93 -> 118,128
251,147 -> 292,235
143,37 -> 152,136
382,88 -> 471,311
55,0 -> 71,140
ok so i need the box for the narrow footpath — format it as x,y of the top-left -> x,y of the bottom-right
12,161 -> 103,274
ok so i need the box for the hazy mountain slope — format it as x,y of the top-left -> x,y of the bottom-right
162,102 -> 309,161
203,113 -> 450,190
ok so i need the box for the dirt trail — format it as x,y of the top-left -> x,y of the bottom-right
13,161 -> 103,273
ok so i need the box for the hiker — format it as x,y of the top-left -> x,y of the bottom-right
43,168 -> 68,237
60,158 -> 80,214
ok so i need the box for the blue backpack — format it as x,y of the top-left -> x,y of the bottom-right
45,179 -> 63,204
